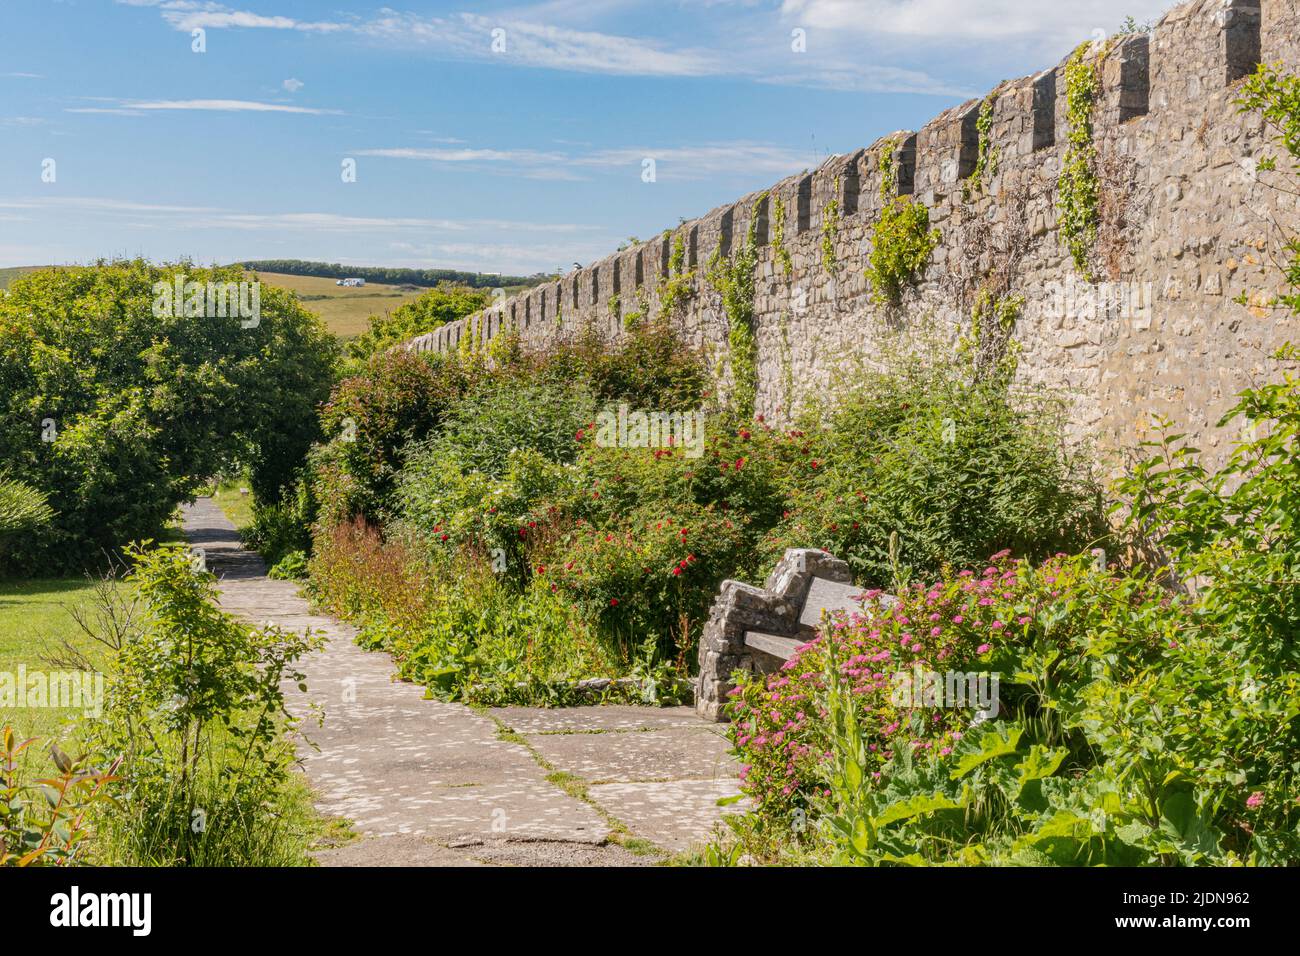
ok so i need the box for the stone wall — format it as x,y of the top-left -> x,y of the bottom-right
409,0 -> 1300,473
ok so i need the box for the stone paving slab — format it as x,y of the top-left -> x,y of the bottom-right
587,779 -> 749,854
527,728 -> 737,784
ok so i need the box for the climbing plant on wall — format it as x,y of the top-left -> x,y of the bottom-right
821,181 -> 841,273
963,95 -> 999,202
1057,42 -> 1102,279
707,196 -> 763,418
771,194 -> 794,278
658,230 -> 696,321
866,142 -> 940,306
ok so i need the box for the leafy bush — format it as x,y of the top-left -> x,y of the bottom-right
426,378 -> 595,478
268,550 -> 309,580
315,349 -> 476,524
397,446 -> 579,587
244,498 -> 313,569
727,355 -> 1300,865
761,361 -> 1103,586
551,502 -> 752,664
308,520 -> 620,705
0,476 -> 55,571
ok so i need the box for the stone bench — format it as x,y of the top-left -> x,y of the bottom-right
694,548 -> 895,721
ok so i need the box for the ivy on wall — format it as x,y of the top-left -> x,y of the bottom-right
866,142 -> 941,306
771,194 -> 794,278
706,195 -> 763,418
961,287 -> 1024,383
963,95 -> 999,202
1057,42 -> 1102,279
820,181 -> 841,273
658,230 -> 696,321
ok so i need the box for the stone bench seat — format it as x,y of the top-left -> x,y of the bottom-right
695,548 -> 895,721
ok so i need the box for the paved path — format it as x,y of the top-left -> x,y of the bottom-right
182,497 -> 744,866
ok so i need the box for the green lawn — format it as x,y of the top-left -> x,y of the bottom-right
211,476 -> 255,532
0,576 -> 113,748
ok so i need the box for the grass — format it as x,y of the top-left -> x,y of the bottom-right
204,475 -> 255,533
0,576 -> 112,746
0,569 -> 348,865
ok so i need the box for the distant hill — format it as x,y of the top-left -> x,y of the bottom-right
235,259 -> 552,290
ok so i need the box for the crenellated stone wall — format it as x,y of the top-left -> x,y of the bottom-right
408,0 -> 1300,473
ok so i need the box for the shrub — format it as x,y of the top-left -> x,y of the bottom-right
268,550 -> 309,580
730,551 -> 1054,826
396,446 -> 579,588
244,498 -> 312,568
308,520 -> 619,705
728,370 -> 1300,866
427,378 -> 595,478
0,475 -> 55,571
760,361 -> 1103,586
316,349 -> 476,524
551,502 -> 751,664
1,729 -> 119,867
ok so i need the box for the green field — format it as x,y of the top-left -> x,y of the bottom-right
252,271 -> 431,339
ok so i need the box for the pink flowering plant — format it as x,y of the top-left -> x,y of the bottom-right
729,550 -> 1060,824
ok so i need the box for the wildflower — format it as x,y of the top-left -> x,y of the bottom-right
1247,792 -> 1264,810
977,643 -> 991,654
609,598 -> 619,607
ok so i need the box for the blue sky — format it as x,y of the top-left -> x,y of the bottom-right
0,0 -> 1172,274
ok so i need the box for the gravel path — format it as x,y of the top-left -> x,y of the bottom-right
182,497 -> 745,866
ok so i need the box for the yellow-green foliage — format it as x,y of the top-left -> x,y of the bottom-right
658,231 -> 696,321
1057,43 -> 1102,278
771,195 -> 794,277
963,96 -> 999,202
706,196 -> 763,417
866,145 -> 940,306
821,186 -> 841,273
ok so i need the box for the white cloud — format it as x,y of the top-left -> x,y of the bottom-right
125,98 -> 336,114
282,77 -> 304,92
359,139 -> 816,181
361,12 -> 725,78
0,196 -> 602,235
778,0 -> 1171,45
